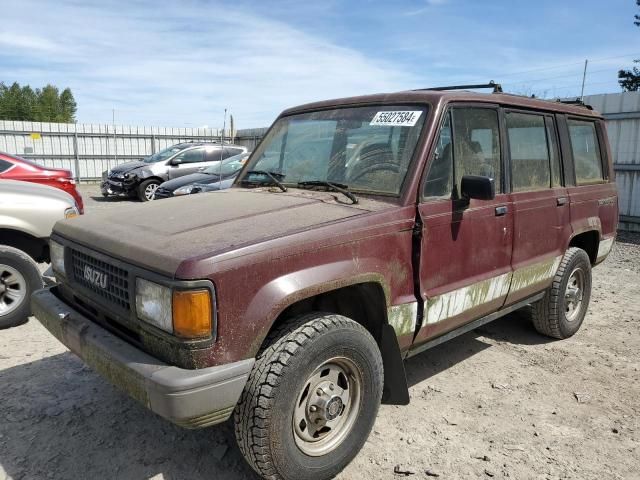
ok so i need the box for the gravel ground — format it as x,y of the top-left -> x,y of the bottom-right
0,185 -> 638,480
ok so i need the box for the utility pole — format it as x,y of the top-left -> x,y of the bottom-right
580,59 -> 588,101
112,108 -> 117,163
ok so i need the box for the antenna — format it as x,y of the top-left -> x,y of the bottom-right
219,108 -> 227,180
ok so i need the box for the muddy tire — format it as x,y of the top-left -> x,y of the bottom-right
531,247 -> 592,339
0,246 -> 42,329
137,179 -> 160,201
234,313 -> 383,480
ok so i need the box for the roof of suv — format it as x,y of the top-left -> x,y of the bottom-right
282,89 -> 602,119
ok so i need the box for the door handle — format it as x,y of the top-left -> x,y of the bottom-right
495,206 -> 508,216
557,197 -> 568,206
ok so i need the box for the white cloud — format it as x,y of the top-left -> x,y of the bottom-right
0,0 -> 421,128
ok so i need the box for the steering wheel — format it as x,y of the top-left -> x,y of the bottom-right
349,162 -> 400,183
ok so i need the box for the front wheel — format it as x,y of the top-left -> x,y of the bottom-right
0,246 -> 43,329
137,179 -> 160,201
234,313 -> 383,480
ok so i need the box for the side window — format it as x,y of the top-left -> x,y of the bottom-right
174,147 -> 205,164
423,111 -> 453,199
546,117 -> 562,187
223,147 -> 243,159
452,108 -> 501,193
0,159 -> 13,173
567,119 -> 604,184
205,148 -> 224,162
506,112 -> 551,192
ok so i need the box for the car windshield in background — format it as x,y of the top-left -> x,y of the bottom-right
203,152 -> 250,176
239,105 -> 428,196
144,145 -> 187,163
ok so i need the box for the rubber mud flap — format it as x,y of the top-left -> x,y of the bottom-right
380,323 -> 410,405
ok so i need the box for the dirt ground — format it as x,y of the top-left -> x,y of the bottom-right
0,185 -> 638,480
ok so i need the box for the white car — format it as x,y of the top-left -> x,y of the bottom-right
0,180 -> 80,328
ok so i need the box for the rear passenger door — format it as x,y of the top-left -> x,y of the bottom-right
503,111 -> 570,305
414,105 -> 514,346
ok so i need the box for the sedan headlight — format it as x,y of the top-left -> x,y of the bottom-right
135,278 -> 212,338
50,240 -> 65,276
173,184 -> 202,196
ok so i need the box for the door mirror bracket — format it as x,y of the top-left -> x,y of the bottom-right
460,175 -> 495,201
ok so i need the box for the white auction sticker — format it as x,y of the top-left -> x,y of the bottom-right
369,110 -> 422,127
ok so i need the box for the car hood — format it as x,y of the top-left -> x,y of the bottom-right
108,161 -> 149,174
54,189 -> 379,277
160,172 -> 217,191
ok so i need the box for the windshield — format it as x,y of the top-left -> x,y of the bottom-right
203,152 -> 250,176
239,105 -> 427,196
144,145 -> 188,163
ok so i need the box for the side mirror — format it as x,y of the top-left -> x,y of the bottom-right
461,175 -> 495,201
170,158 -> 182,166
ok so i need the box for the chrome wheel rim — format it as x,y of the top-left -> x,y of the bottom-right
145,183 -> 159,200
0,264 -> 27,316
565,267 -> 585,322
292,356 -> 362,456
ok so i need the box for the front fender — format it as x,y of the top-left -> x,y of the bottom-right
243,261 -> 390,356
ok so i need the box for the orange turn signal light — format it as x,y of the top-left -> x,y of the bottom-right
172,289 -> 212,339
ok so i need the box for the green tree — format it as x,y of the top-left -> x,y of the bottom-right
618,0 -> 640,91
0,81 -> 77,122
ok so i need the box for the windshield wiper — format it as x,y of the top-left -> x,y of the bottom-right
242,170 -> 287,192
297,180 -> 358,204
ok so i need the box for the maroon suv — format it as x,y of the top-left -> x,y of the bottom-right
32,85 -> 617,480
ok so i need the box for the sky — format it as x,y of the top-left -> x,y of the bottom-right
1,0 -> 639,129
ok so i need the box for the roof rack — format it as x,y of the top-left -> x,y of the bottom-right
556,98 -> 593,110
419,80 -> 503,93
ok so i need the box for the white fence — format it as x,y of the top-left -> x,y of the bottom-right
583,92 -> 640,232
0,120 -> 267,180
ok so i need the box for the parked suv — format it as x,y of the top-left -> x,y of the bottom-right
0,180 -> 80,328
101,142 -> 247,201
33,85 -> 617,480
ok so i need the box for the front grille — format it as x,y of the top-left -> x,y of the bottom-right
71,249 -> 131,310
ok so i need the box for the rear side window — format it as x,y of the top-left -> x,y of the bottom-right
0,159 -> 13,173
506,112 -> 551,192
567,119 -> 603,184
223,147 -> 244,159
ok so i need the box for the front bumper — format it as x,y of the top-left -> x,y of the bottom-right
31,287 -> 254,429
100,179 -> 133,195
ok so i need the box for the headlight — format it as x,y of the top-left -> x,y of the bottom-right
135,278 -> 173,333
64,206 -> 79,218
173,185 -> 199,196
135,278 -> 213,338
50,240 -> 65,276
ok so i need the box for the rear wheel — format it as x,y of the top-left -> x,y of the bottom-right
532,247 -> 592,339
0,246 -> 42,329
137,179 -> 160,201
234,313 -> 383,480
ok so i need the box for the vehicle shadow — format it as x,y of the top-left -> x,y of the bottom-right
89,195 -> 139,203
0,352 -> 258,480
404,308 -> 554,389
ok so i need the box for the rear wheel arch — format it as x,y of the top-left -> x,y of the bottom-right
568,230 -> 599,264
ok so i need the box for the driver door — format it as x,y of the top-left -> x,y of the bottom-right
412,105 -> 514,348
167,147 -> 206,179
